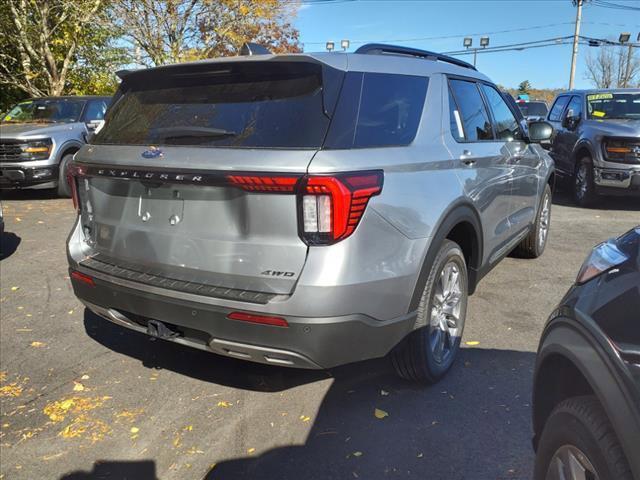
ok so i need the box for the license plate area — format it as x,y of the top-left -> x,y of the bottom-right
138,186 -> 185,226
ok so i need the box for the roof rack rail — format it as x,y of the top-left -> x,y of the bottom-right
354,43 -> 477,71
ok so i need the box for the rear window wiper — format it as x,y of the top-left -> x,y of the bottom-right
151,126 -> 237,141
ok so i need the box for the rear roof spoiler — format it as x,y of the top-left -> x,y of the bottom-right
355,43 -> 476,71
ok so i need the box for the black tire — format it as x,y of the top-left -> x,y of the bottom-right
391,240 -> 468,384
534,395 -> 633,480
513,184 -> 551,259
57,153 -> 74,197
574,156 -> 597,208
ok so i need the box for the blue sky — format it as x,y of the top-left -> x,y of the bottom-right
295,0 -> 640,89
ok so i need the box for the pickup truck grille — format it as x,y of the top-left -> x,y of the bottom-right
0,142 -> 23,163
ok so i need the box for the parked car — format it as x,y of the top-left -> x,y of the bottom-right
67,43 -> 554,383
0,96 -> 111,196
546,89 -> 640,207
516,100 -> 549,123
533,226 -> 640,480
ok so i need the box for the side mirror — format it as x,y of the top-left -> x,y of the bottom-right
562,110 -> 580,130
528,121 -> 553,143
86,120 -> 104,133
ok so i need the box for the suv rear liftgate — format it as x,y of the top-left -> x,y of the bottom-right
69,56 -> 383,305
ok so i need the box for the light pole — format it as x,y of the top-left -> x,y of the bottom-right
463,37 -> 474,66
619,32 -> 632,88
340,39 -> 350,52
325,41 -> 335,52
478,36 -> 490,67
569,0 -> 584,90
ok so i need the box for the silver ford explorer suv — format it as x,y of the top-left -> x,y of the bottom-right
0,96 -> 110,196
67,44 -> 555,383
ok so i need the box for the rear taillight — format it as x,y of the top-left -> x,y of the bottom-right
298,171 -> 383,245
67,163 -> 87,212
226,175 -> 299,193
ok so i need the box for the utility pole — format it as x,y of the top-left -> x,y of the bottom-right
569,0 -> 584,90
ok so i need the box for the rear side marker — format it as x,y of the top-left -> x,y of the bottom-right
70,270 -> 95,287
227,311 -> 289,328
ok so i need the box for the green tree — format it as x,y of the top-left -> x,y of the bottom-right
0,0 -> 123,106
518,80 -> 532,94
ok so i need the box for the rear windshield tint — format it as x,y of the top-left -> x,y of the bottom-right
324,72 -> 428,149
94,62 -> 333,149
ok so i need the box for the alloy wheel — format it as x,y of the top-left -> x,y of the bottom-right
538,192 -> 551,250
429,260 -> 464,364
575,164 -> 588,201
545,445 -> 599,480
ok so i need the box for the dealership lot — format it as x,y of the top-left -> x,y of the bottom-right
0,188 -> 637,480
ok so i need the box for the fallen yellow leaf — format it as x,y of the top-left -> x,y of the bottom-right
130,427 -> 139,434
11,286 -> 19,291
465,341 -> 480,346
216,401 -> 231,408
72,382 -> 85,392
247,448 -> 256,454
30,341 -> 46,348
374,408 -> 389,419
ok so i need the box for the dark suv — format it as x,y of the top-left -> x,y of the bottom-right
546,89 -> 640,206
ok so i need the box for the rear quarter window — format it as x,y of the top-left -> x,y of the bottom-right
324,72 -> 428,149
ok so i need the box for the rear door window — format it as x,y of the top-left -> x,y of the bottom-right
548,96 -> 570,121
448,79 -> 494,141
481,84 -> 523,141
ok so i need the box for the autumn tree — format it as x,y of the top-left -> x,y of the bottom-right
0,0 -> 122,100
108,0 -> 301,67
585,44 -> 640,89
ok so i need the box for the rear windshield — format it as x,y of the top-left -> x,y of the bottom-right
94,62 -> 333,149
518,102 -> 548,117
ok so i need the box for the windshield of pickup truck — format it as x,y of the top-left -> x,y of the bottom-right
586,92 -> 640,120
2,99 -> 85,124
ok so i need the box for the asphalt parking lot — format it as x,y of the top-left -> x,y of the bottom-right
0,186 -> 638,480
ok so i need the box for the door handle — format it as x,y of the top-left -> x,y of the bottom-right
460,150 -> 476,166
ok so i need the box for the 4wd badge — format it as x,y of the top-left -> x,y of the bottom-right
261,270 -> 295,277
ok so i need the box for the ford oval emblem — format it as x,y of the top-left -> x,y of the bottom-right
141,146 -> 163,159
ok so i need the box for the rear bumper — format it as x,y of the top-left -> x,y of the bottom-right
72,271 -> 415,370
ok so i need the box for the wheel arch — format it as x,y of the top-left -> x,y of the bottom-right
408,201 -> 483,313
532,319 -> 640,476
571,139 -> 596,171
56,140 -> 84,164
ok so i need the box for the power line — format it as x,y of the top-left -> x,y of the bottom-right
591,0 -> 640,11
302,22 -> 578,45
302,21 -> 640,46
